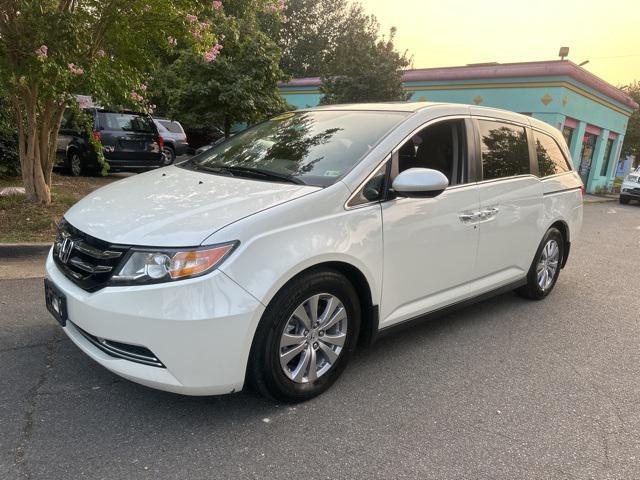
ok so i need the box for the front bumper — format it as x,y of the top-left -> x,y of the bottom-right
45,250 -> 265,395
620,182 -> 640,199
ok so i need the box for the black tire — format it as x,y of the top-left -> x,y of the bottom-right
162,146 -> 175,166
620,196 -> 630,205
248,269 -> 361,403
67,150 -> 85,177
517,227 -> 564,300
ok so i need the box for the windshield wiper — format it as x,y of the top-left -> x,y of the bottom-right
216,166 -> 306,185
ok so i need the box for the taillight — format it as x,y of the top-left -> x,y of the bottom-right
92,131 -> 102,143
580,185 -> 585,195
158,135 -> 164,149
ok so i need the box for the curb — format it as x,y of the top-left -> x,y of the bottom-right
0,243 -> 52,259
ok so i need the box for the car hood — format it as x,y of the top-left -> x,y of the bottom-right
64,166 -> 319,247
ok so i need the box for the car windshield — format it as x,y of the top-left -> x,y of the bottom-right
98,112 -> 155,133
183,110 -> 409,187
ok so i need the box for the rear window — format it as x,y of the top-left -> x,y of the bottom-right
98,112 -> 155,133
159,120 -> 184,134
535,131 -> 571,177
478,120 -> 530,180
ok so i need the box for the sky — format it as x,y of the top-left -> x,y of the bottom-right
362,0 -> 640,87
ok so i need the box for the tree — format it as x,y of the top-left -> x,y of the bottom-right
278,1 -> 411,104
0,1 -> 219,204
0,94 -> 19,176
319,22 -> 410,105
149,0 -> 289,138
278,0 -> 349,78
621,81 -> 640,165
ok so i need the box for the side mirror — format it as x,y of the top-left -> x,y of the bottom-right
392,168 -> 449,198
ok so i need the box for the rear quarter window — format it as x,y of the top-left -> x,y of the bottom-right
534,131 -> 571,177
159,120 -> 184,134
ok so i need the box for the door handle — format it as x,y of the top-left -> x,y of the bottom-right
479,207 -> 499,219
458,212 -> 478,223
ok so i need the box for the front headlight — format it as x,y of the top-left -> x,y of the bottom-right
110,242 -> 238,285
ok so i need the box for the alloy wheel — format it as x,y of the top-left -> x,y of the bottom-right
279,293 -> 348,383
536,239 -> 560,291
162,147 -> 174,166
70,153 -> 82,177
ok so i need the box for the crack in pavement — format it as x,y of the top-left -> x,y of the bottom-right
12,329 -> 59,479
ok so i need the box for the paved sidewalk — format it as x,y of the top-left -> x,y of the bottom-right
583,193 -> 617,203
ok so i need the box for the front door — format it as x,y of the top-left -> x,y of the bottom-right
380,118 -> 480,328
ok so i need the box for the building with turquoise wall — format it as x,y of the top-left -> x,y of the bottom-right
279,60 -> 638,193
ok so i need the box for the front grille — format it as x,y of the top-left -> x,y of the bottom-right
53,220 -> 129,292
71,322 -> 165,368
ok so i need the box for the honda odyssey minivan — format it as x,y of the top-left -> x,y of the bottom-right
45,103 -> 583,402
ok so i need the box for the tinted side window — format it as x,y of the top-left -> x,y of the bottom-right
535,131 -> 570,177
478,120 -> 530,180
394,119 -> 468,185
160,120 -> 184,134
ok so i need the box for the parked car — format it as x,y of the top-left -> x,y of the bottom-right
153,118 -> 189,165
620,166 -> 640,204
45,103 -> 583,402
56,109 -> 164,176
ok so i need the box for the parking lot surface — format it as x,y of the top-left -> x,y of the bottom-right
2,201 -> 639,479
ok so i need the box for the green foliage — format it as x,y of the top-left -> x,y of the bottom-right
0,0 -> 218,112
0,0 -> 220,203
280,0 -> 411,104
149,0 -> 289,136
278,0 -> 351,78
0,96 -> 19,176
621,81 -> 640,159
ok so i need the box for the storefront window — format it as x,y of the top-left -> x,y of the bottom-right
600,138 -> 614,177
562,126 -> 574,148
578,133 -> 597,184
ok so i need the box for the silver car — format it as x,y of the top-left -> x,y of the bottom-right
153,118 -> 189,165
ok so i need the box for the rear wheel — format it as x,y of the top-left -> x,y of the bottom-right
620,196 -> 630,205
68,151 -> 84,177
248,269 -> 360,402
517,227 -> 564,300
162,146 -> 175,166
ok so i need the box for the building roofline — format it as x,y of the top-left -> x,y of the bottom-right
279,60 -> 638,110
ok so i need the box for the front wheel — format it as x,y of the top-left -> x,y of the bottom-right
517,227 -> 564,300
248,269 -> 360,402
620,196 -> 630,205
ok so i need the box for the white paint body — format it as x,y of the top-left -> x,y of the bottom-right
46,103 -> 583,395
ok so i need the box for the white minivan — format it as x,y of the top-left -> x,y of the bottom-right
45,103 -> 583,402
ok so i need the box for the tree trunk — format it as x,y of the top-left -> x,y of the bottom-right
12,91 -> 65,205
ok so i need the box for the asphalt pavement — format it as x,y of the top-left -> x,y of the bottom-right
1,201 -> 640,479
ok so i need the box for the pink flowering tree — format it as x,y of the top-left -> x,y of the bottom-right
0,1 -> 220,204
149,0 -> 289,138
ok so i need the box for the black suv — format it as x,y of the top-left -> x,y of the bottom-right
56,109 -> 164,176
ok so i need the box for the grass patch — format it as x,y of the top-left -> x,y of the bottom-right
0,173 -> 124,243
